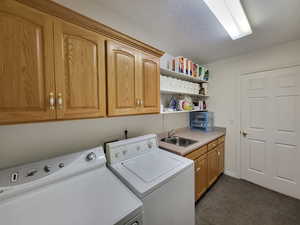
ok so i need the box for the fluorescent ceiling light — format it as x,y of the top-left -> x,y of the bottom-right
203,0 -> 252,40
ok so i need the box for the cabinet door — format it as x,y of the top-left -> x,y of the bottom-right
207,148 -> 219,186
218,143 -> 225,174
139,54 -> 160,114
54,20 -> 106,119
107,41 -> 139,116
195,155 -> 208,201
0,0 -> 55,124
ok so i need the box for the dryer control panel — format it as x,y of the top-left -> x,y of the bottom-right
0,147 -> 104,189
106,134 -> 158,164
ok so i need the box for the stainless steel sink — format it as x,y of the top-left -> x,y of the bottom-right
160,136 -> 197,147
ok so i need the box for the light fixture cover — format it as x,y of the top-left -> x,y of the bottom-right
203,0 -> 252,40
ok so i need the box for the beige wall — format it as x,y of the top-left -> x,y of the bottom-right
2,0 -> 300,176
207,39 -> 300,178
52,0 -> 158,50
0,113 -> 188,169
0,0 -> 189,169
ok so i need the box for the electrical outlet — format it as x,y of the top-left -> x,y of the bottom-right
120,128 -> 128,140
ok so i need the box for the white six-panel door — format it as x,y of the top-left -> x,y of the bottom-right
241,66 -> 300,199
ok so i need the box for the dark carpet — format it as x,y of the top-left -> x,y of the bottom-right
195,175 -> 300,225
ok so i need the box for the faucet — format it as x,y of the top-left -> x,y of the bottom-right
167,129 -> 176,138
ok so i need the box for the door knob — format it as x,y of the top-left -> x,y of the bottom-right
241,130 -> 248,137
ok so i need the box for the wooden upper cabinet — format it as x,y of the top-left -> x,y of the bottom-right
0,0 -> 55,124
106,41 -> 140,116
54,20 -> 106,119
0,0 -> 163,124
139,54 -> 160,114
106,41 -> 161,116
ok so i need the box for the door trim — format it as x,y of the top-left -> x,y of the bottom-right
239,65 -> 300,199
238,64 -> 300,180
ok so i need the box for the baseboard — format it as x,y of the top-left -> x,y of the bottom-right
224,170 -> 240,179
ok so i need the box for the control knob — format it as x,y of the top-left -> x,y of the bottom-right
147,141 -> 153,149
86,152 -> 96,161
44,166 -> 51,173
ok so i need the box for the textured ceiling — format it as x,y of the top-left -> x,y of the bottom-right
56,0 -> 300,64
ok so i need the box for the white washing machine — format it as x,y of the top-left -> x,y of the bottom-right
0,147 -> 143,225
106,134 -> 195,225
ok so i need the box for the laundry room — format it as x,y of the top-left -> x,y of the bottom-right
0,0 -> 300,225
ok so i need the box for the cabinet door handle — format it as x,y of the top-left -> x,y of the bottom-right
136,99 -> 142,106
196,167 -> 201,172
57,93 -> 63,109
49,92 -> 55,110
140,99 -> 143,106
218,151 -> 220,156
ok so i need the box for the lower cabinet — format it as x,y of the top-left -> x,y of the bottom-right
218,143 -> 225,174
195,154 -> 208,200
207,148 -> 219,187
186,135 -> 225,201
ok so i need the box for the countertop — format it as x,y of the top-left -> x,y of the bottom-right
158,127 -> 226,156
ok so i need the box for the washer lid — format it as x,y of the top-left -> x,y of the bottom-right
123,152 -> 181,182
110,149 -> 193,198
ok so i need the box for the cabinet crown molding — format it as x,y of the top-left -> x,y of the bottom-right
15,0 -> 165,58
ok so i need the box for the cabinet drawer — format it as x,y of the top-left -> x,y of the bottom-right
218,136 -> 225,144
185,145 -> 208,160
208,140 -> 218,151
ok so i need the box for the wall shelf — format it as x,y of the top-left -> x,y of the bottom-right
161,110 -> 207,114
160,68 -> 208,84
160,89 -> 209,97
